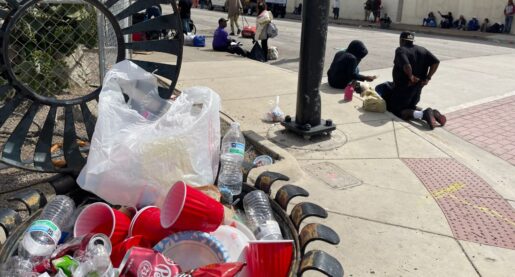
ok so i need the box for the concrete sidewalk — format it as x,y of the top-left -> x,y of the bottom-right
167,43 -> 515,276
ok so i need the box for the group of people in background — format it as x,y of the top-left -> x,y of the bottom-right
422,1 -> 514,34
212,1 -> 273,61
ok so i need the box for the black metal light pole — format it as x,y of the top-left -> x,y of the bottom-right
281,0 -> 335,139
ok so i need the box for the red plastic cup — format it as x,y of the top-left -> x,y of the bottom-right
110,235 -> 152,268
129,206 -> 176,245
160,181 -> 224,232
246,240 -> 294,277
74,202 -> 131,245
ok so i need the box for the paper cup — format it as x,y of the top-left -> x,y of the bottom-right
74,202 -> 131,245
246,240 -> 294,277
129,206 -> 176,245
161,181 -> 224,232
110,235 -> 152,268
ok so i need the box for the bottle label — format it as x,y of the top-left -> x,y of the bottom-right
229,142 -> 245,156
28,219 -> 61,245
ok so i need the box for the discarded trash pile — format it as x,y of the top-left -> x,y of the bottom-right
2,182 -> 293,276
1,61 -> 291,277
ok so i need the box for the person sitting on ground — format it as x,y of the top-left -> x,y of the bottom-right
480,18 -> 491,32
386,31 -> 446,130
423,12 -> 437,27
212,18 -> 248,57
454,15 -> 467,30
486,21 -> 505,33
327,40 -> 377,89
380,13 -> 392,29
467,17 -> 480,31
438,11 -> 453,28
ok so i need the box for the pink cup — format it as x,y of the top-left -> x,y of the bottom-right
246,240 -> 294,277
74,202 -> 131,245
344,85 -> 354,101
129,206 -> 176,245
160,181 -> 224,232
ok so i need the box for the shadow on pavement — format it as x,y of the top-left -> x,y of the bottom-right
320,82 -> 341,94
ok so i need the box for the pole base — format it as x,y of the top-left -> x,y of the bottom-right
281,116 -> 336,140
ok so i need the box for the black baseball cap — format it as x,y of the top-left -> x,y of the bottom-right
218,18 -> 228,24
400,31 -> 415,41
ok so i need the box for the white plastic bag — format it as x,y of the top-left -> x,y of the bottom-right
184,33 -> 195,46
267,46 -> 279,61
77,60 -> 221,207
263,96 -> 285,122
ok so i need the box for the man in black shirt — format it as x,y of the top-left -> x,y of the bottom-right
179,0 -> 193,33
387,31 -> 446,130
327,40 -> 376,89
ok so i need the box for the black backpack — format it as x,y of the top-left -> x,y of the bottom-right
248,42 -> 266,62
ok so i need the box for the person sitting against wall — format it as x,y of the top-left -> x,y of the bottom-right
422,12 -> 437,27
480,18 -> 491,32
467,17 -> 480,31
454,15 -> 467,30
380,13 -> 392,29
438,11 -> 453,28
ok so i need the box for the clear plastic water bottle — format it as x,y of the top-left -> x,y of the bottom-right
218,122 -> 245,203
18,195 -> 75,261
243,190 -> 283,240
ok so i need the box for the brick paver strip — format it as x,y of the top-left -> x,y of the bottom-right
446,95 -> 515,166
403,158 -> 515,250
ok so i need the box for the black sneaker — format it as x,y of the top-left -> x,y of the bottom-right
237,29 -> 241,35
230,32 -> 235,36
422,108 -> 436,130
433,109 -> 447,126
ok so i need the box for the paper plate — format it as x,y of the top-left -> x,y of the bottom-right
211,225 -> 250,262
154,231 -> 229,271
225,219 -> 256,240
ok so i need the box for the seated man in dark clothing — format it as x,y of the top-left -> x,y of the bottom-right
327,40 -> 376,89
438,11 -> 453,28
212,18 -> 248,57
454,15 -> 467,30
386,31 -> 446,130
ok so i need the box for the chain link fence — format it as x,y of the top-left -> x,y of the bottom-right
6,0 -> 125,99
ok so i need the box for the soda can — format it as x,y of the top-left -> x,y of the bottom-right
119,247 -> 181,277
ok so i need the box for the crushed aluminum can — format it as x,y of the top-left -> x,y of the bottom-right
119,247 -> 181,277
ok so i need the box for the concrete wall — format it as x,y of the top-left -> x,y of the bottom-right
284,0 -> 513,34
401,0 -> 507,26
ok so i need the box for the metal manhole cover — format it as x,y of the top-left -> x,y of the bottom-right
303,162 -> 363,190
267,125 -> 348,151
404,158 -> 515,250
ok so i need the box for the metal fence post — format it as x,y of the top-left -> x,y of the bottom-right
281,0 -> 335,139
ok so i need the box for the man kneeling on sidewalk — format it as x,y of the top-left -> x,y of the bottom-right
386,31 -> 446,130
213,18 -> 248,57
